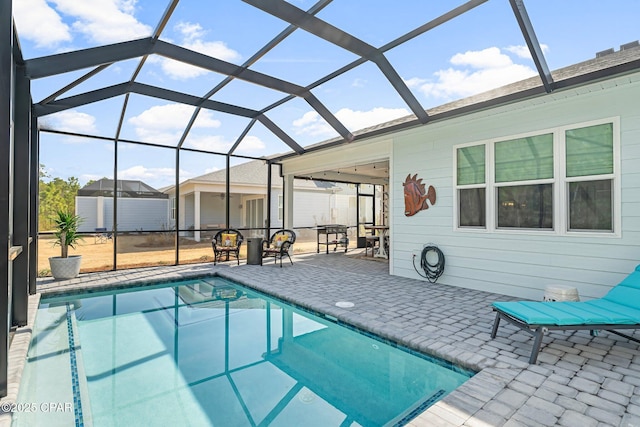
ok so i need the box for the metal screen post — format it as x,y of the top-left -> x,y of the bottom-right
11,65 -> 30,327
0,0 -> 14,398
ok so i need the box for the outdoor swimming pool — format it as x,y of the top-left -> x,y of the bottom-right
14,277 -> 473,426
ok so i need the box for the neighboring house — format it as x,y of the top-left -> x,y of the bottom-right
76,179 -> 169,233
281,45 -> 640,301
163,160 -> 357,241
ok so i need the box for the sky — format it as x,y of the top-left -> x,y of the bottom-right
13,0 -> 640,189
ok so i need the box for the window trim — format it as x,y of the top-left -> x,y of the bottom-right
277,194 -> 284,222
453,117 -> 620,237
170,197 -> 176,221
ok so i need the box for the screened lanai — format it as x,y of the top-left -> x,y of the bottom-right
3,0 -> 640,396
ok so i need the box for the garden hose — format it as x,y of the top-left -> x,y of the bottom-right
412,245 -> 445,283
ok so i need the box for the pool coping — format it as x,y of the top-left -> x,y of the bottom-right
0,293 -> 41,427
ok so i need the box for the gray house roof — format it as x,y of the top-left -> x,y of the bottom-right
182,159 -> 334,190
78,178 -> 168,199
195,160 -> 271,185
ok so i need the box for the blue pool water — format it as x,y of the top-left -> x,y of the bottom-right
15,277 -> 473,426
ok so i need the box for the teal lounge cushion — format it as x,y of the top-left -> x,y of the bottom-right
602,286 -> 640,309
492,300 -> 640,326
493,264 -> 640,326
616,268 -> 640,290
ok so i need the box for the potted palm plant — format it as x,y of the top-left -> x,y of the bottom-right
48,210 -> 84,279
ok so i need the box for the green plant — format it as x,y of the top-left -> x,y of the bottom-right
52,211 -> 83,258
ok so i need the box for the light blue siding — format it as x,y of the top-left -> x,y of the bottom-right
391,75 -> 640,300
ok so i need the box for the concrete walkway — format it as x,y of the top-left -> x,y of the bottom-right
28,251 -> 640,426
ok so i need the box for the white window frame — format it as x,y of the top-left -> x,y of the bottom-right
453,117 -> 621,237
170,197 -> 176,221
278,194 -> 284,222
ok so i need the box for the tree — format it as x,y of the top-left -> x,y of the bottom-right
39,165 -> 81,231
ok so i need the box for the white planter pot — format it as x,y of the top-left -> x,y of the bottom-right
49,255 -> 82,280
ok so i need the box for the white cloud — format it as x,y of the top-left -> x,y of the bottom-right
40,110 -> 97,133
293,107 -> 410,138
128,104 -> 221,144
127,103 -> 264,154
352,78 -> 367,88
184,135 -> 233,152
505,44 -> 550,60
14,0 -> 72,48
160,22 -> 241,80
118,165 -> 174,181
234,135 -> 266,154
451,47 -> 513,69
185,134 -> 266,155
408,46 -> 538,101
52,0 -> 152,44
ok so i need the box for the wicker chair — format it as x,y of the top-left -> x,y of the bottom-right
262,229 -> 296,267
211,229 -> 244,265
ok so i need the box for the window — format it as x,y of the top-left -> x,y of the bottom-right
278,195 -> 284,222
454,119 -> 618,235
495,133 -> 554,229
170,197 -> 176,221
565,123 -> 614,231
456,144 -> 486,227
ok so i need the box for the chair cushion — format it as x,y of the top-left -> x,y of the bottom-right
273,233 -> 288,248
221,233 -> 237,247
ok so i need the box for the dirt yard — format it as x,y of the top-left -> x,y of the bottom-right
37,233 -> 330,276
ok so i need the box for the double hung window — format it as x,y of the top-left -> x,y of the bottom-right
454,119 -> 617,235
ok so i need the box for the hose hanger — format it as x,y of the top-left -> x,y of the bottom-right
412,245 -> 445,283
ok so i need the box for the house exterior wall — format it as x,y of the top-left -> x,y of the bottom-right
76,197 -> 98,231
200,193 -> 226,227
390,73 -> 640,300
76,196 -> 169,232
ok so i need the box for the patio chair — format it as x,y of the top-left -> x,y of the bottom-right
212,229 -> 244,265
93,227 -> 113,244
491,264 -> 640,363
262,229 -> 296,267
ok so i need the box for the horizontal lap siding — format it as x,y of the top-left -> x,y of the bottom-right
76,197 -> 97,232
115,199 -> 169,232
391,76 -> 640,300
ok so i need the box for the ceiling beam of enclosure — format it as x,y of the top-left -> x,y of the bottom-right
177,0 -> 336,150
22,0 -> 589,164
113,0 -> 179,143
242,0 -> 430,124
26,43 -> 346,153
259,0 -> 488,117
508,0 -> 554,92
24,0 -> 497,159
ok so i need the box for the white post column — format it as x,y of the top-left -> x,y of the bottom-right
284,174 -> 294,229
194,190 -> 201,242
96,196 -> 104,229
179,194 -> 186,237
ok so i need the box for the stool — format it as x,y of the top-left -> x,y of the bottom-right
543,285 -> 580,302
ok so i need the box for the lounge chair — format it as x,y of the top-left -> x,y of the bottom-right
491,265 -> 640,363
212,229 -> 244,265
262,229 -> 296,267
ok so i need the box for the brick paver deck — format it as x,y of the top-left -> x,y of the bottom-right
11,251 -> 640,426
